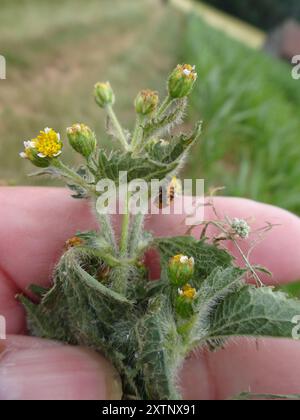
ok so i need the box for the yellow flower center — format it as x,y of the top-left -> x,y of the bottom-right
180,284 -> 196,300
179,64 -> 197,80
34,129 -> 62,158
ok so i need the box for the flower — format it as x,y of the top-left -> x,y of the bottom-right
175,284 -> 197,318
168,64 -> 197,98
168,254 -> 195,287
94,82 -> 115,108
134,89 -> 159,116
20,128 -> 62,167
231,218 -> 251,239
67,123 -> 97,158
178,283 -> 197,300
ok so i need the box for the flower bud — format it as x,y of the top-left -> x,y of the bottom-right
67,123 -> 97,158
134,89 -> 159,116
175,284 -> 197,319
168,254 -> 195,287
20,147 -> 50,168
168,64 -> 197,98
94,82 -> 115,108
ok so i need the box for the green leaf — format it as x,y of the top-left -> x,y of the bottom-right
156,236 -> 233,285
204,286 -> 300,340
136,296 -> 183,400
190,267 -> 245,345
96,150 -> 180,184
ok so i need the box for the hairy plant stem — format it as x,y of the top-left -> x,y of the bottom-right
129,212 -> 145,257
131,115 -> 146,155
156,95 -> 172,117
120,190 -> 130,257
52,159 -> 96,195
105,105 -> 129,151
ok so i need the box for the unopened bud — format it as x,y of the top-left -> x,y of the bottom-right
168,64 -> 197,98
134,89 -> 159,116
168,254 -> 195,287
175,284 -> 197,319
94,82 -> 115,108
67,123 -> 97,158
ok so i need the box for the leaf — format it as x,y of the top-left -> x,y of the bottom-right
29,167 -> 62,178
135,296 -> 183,400
204,286 -> 300,341
96,150 -> 179,184
146,121 -> 202,165
156,236 -> 233,285
190,267 -> 245,344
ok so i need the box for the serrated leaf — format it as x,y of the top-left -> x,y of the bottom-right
156,236 -> 233,285
96,150 -> 179,184
204,286 -> 300,341
146,121 -> 202,165
189,267 -> 245,346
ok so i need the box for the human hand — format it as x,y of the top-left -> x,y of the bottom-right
1,187 -> 300,400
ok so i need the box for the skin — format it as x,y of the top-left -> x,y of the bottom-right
1,187 -> 300,400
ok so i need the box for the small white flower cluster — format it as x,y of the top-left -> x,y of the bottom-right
231,218 -> 250,239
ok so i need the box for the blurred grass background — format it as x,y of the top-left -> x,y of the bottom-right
0,0 -> 300,293
0,0 -> 182,185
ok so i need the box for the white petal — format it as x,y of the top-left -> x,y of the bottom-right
180,255 -> 189,264
37,153 -> 46,158
183,69 -> 191,76
53,150 -> 62,157
44,127 -> 51,133
19,152 -> 27,158
57,133 -> 61,140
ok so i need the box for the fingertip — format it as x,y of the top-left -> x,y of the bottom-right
0,336 -> 122,400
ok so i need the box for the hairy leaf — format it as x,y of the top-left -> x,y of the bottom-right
204,286 -> 300,340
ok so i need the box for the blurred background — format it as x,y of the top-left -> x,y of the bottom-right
0,0 -> 300,291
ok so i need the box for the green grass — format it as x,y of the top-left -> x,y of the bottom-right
0,0 -> 182,185
181,15 -> 300,216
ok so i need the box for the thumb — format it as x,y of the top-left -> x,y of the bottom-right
0,335 -> 122,400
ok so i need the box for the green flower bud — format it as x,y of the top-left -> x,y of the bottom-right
175,284 -> 197,319
67,123 -> 97,158
134,89 -> 159,116
20,145 -> 50,168
94,82 -> 115,108
168,64 -> 197,98
168,254 -> 195,287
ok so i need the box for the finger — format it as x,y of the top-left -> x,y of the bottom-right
0,335 -> 122,400
146,196 -> 300,285
180,338 -> 300,400
1,188 -> 300,334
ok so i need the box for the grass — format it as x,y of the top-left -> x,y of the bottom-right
0,0 -> 182,185
180,15 -> 300,217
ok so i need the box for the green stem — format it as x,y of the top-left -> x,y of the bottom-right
131,115 -> 144,154
120,190 -> 131,257
95,212 -> 118,254
129,212 -> 145,257
156,95 -> 172,117
106,105 -> 129,151
51,159 -> 96,195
